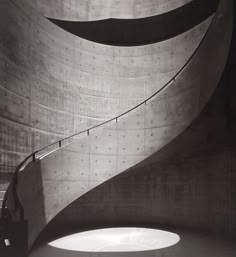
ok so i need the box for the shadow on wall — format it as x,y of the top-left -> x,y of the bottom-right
2,0 -> 233,251
33,1 -> 235,244
0,0 -> 213,182
36,73 -> 236,245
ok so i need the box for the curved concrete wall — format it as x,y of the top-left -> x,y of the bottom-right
0,0 -> 211,175
50,0 -> 217,46
44,83 -> 236,241
24,0 -> 191,21
9,0 -> 232,248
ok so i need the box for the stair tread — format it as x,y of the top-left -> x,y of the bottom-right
0,184 -> 9,191
0,191 -> 6,199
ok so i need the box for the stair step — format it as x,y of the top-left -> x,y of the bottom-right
0,182 -> 9,191
0,199 -> 4,208
0,200 -> 7,218
0,190 -> 6,199
0,191 -> 6,212
0,190 -> 7,217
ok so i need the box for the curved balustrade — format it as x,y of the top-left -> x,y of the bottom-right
0,15 -> 214,176
23,0 -> 191,21
3,0 -> 233,250
0,0 -> 212,177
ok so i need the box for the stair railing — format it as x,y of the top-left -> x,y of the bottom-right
0,10 -> 217,221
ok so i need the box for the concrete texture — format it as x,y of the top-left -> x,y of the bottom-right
38,9 -> 236,249
41,74 -> 236,246
24,0 -> 191,21
0,0 -> 211,178
5,0 -> 232,249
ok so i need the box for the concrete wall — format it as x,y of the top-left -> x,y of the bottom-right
40,82 -> 236,245
24,0 -> 191,21
0,0 -> 211,176
50,0 -> 217,46
44,58 -> 236,241
9,0 -> 232,248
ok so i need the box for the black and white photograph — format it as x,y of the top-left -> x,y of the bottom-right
0,0 -> 235,256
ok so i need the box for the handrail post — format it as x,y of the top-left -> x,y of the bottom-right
87,129 -> 89,136
59,141 -> 62,148
32,154 -> 36,162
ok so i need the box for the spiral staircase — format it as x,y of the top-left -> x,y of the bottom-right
0,0 -> 233,256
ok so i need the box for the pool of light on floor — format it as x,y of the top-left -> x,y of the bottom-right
48,227 -> 180,252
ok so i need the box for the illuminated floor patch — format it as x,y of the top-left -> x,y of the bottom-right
48,227 -> 180,252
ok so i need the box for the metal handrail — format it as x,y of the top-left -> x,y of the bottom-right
1,11 -> 217,220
